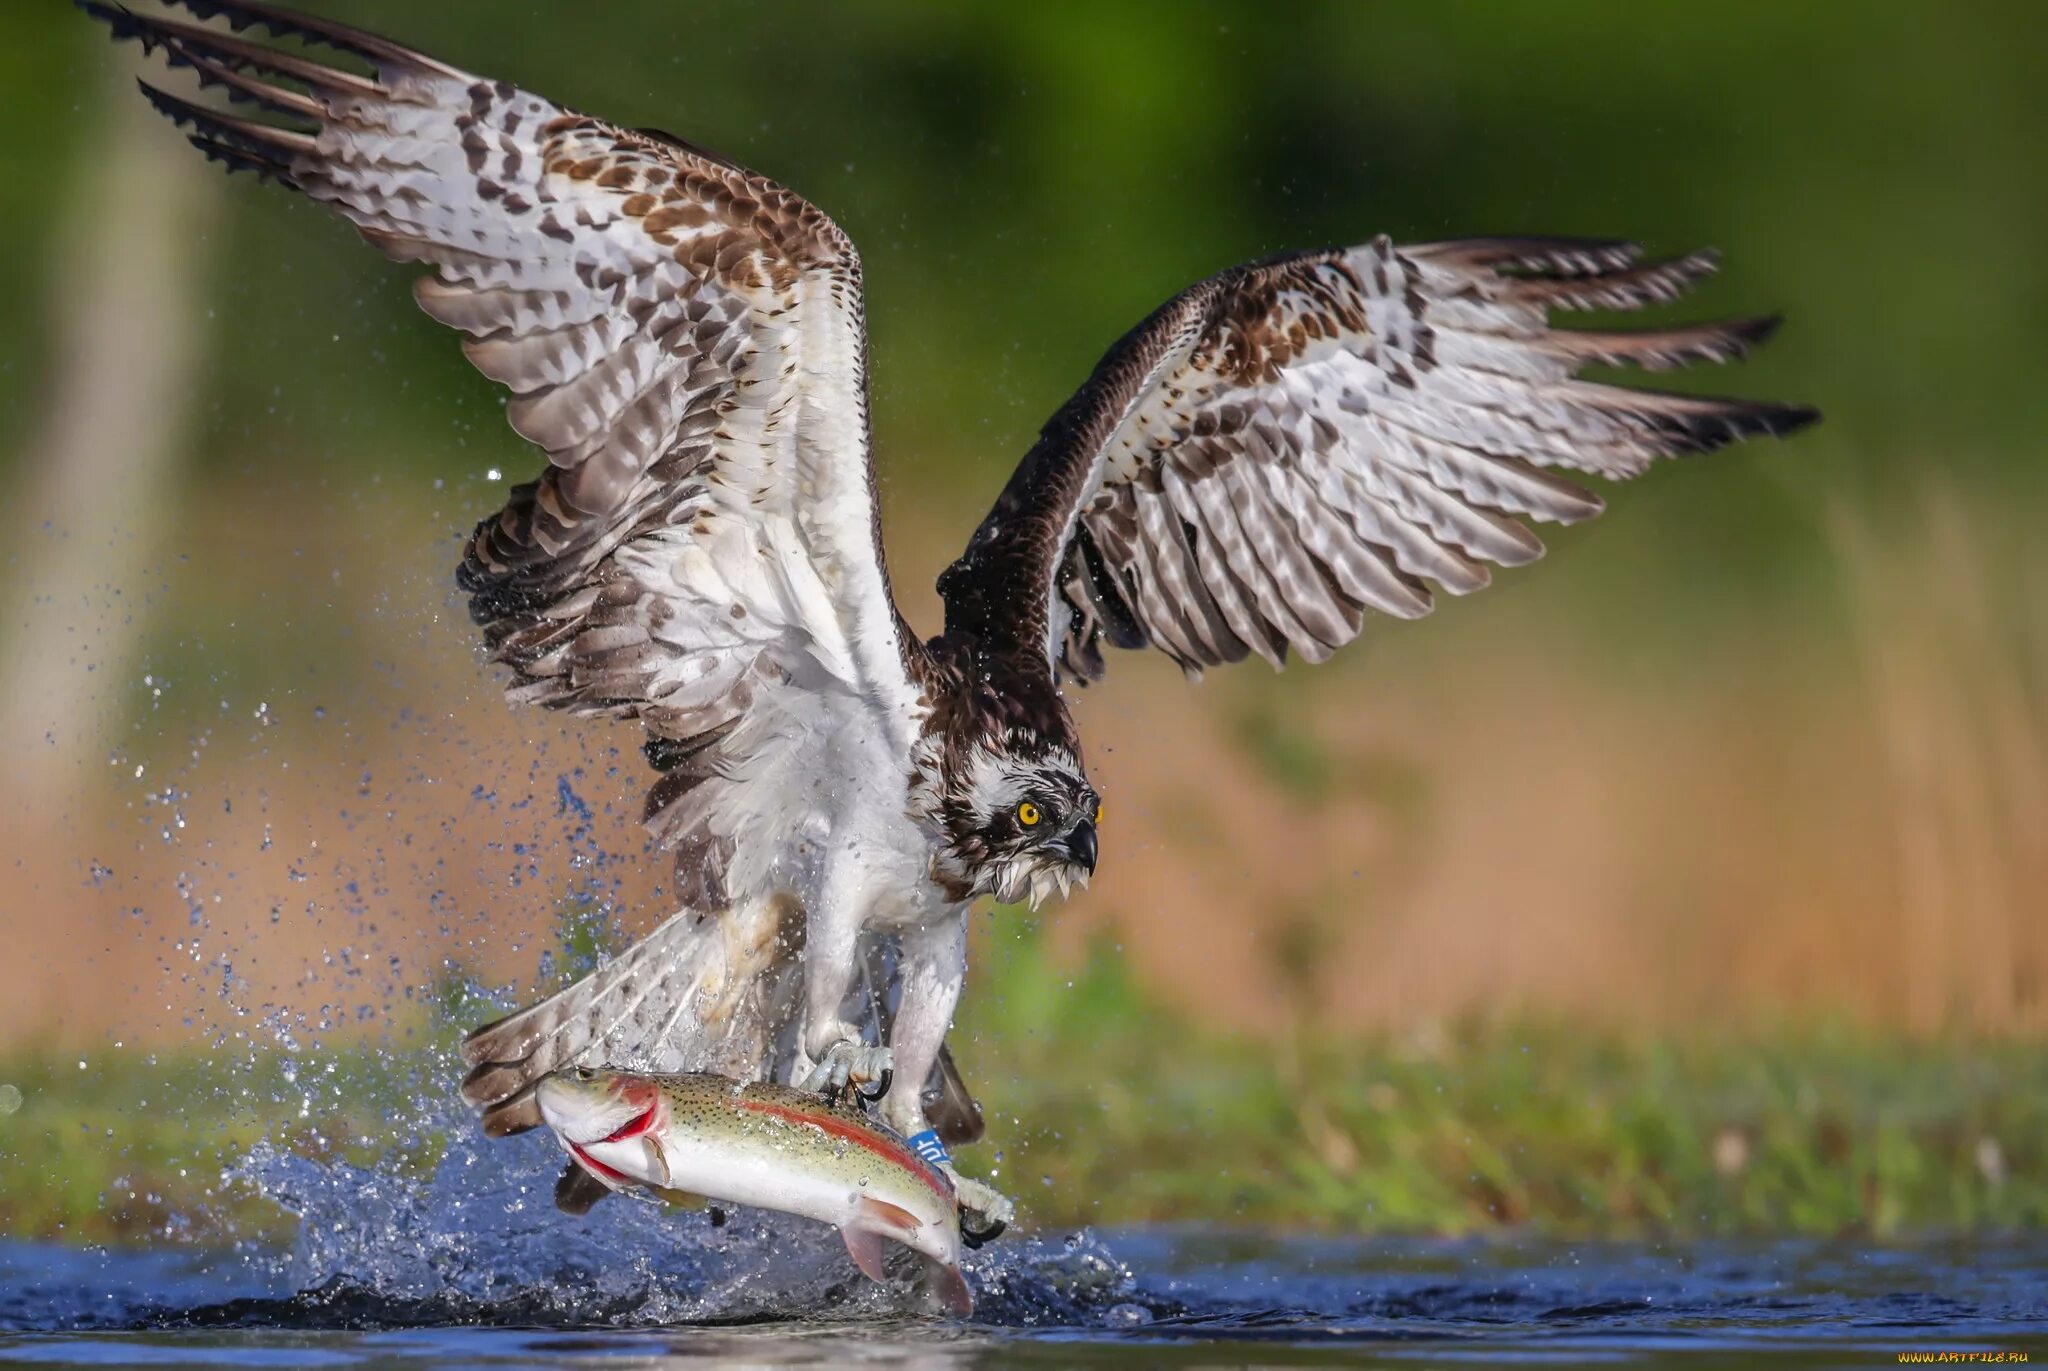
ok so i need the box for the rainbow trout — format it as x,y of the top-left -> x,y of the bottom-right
536,1068 -> 972,1314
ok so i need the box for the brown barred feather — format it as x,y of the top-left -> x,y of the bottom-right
91,0 -> 943,1129
941,236 -> 1816,684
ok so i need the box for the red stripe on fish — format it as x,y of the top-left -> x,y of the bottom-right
735,1098 -> 954,1205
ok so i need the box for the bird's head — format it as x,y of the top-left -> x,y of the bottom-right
926,728 -> 1100,909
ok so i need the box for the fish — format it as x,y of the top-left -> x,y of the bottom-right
535,1067 -> 974,1315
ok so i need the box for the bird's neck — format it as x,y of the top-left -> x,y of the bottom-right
918,635 -> 1075,754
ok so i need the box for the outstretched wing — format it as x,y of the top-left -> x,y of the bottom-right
91,0 -> 928,906
938,237 -> 1818,681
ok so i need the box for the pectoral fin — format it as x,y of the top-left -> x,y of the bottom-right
854,1195 -> 923,1240
841,1225 -> 888,1282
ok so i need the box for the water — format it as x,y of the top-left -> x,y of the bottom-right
3,1231 -> 2042,1366
8,853 -> 2041,1367
13,771 -> 2045,1370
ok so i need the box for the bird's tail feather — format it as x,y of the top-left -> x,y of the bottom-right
460,892 -> 804,1136
925,1043 -> 986,1146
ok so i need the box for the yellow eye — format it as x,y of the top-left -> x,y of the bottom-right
1094,801 -> 1104,825
1017,801 -> 1041,827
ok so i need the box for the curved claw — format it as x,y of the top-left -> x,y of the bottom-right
801,1038 -> 894,1107
959,1211 -> 1007,1249
950,1172 -> 1014,1249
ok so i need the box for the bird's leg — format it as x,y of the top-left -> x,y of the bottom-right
796,864 -> 891,1100
882,916 -> 1015,1238
873,916 -> 960,1138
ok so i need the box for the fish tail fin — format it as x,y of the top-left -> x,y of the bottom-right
842,1197 -> 922,1282
932,1262 -> 974,1317
844,1199 -> 972,1313
459,892 -> 802,1136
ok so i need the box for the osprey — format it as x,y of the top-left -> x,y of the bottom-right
95,0 -> 1816,1226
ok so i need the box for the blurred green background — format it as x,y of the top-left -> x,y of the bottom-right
0,2 -> 2043,1239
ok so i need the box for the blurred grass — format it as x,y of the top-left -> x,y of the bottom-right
962,920 -> 2046,1237
1,919 -> 2039,1246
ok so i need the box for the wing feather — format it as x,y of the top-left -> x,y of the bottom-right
95,0 -> 927,909
938,235 -> 1815,683
1216,457 -> 1347,660
1130,495 -> 1211,670
1167,471 -> 1288,668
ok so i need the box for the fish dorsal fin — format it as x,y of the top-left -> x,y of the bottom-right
855,1195 -> 923,1240
841,1225 -> 889,1282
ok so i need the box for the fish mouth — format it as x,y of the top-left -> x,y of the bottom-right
568,1099 -> 660,1186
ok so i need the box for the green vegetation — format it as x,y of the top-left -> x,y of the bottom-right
2,921 -> 2039,1245
961,923 -> 2046,1236
0,1046 -> 421,1246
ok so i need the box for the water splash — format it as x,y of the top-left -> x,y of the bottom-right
72,669 -> 1144,1329
184,1064 -> 1144,1329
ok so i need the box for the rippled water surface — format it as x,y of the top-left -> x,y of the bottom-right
4,1232 -> 2043,1367
1,1064 -> 2039,1366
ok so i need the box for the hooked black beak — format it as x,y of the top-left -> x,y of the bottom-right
1059,817 -> 1098,874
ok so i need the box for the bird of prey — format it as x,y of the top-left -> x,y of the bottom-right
93,0 -> 1816,1228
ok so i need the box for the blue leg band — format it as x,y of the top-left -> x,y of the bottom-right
907,1128 -> 952,1169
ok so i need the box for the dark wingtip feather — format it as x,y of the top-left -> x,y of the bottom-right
1701,400 -> 1821,452
1734,312 -> 1786,349
1756,402 -> 1822,438
186,133 -> 293,182
1406,236 -> 1644,277
77,0 -> 149,48
1618,391 -> 1822,454
1563,352 -> 1822,454
187,56 -> 324,122
153,0 -> 468,78
137,77 -> 313,152
1505,249 -> 1722,312
1545,313 -> 1789,371
1687,311 -> 1786,357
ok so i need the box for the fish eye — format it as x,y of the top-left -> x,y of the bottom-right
1017,800 -> 1041,827
571,1065 -> 597,1081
